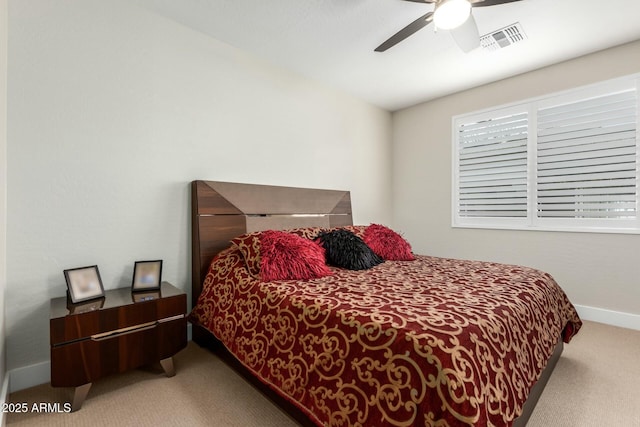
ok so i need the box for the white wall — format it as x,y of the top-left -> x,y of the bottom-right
0,0 -> 8,411
393,41 -> 640,326
6,0 -> 392,378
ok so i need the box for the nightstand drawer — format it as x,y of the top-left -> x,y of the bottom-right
50,282 -> 186,345
51,316 -> 187,387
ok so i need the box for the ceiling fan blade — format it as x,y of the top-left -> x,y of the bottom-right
471,0 -> 523,7
401,0 -> 436,3
449,14 -> 480,52
375,12 -> 434,52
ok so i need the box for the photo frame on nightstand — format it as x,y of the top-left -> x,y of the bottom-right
64,265 -> 105,304
132,260 -> 162,292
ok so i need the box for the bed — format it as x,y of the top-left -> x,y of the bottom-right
189,180 -> 582,427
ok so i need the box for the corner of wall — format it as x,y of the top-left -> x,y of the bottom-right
0,0 -> 8,420
0,374 -> 8,426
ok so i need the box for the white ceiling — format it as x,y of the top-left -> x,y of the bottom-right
135,0 -> 640,111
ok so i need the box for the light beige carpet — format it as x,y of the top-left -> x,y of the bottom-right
7,320 -> 640,426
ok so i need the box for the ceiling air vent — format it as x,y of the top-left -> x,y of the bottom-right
480,22 -> 527,51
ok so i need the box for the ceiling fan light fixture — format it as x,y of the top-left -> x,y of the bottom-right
434,0 -> 472,30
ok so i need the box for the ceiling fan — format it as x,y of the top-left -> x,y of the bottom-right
375,0 -> 523,53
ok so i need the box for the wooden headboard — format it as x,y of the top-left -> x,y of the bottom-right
191,180 -> 352,308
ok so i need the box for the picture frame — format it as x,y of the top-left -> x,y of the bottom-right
64,265 -> 106,304
132,260 -> 163,291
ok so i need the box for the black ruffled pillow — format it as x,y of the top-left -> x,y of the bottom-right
316,229 -> 383,270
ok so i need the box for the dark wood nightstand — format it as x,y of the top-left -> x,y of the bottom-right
50,281 -> 187,411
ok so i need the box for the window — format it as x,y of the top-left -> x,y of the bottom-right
453,75 -> 640,233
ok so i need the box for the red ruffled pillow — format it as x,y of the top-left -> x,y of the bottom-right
260,230 -> 332,281
363,224 -> 415,261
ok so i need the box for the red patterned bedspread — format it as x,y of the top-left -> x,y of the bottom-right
190,247 -> 582,427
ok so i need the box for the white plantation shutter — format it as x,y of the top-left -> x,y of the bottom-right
537,89 -> 638,219
457,109 -> 529,218
453,75 -> 640,233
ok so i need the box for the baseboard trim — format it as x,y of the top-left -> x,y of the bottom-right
574,304 -> 640,331
9,360 -> 50,394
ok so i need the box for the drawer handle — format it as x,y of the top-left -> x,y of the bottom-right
90,321 -> 157,341
158,314 -> 185,323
